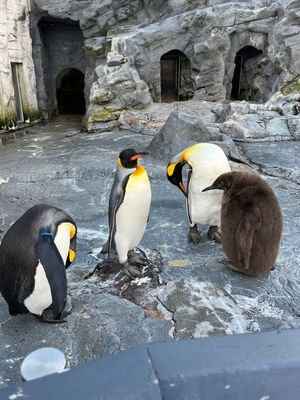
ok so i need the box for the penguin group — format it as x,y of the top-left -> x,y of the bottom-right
0,142 -> 283,322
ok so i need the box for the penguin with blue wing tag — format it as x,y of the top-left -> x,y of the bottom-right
0,204 -> 77,322
102,148 -> 151,278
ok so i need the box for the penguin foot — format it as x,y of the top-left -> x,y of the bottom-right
188,225 -> 203,245
128,249 -> 148,266
123,261 -> 143,279
219,258 -> 241,273
40,309 -> 67,324
207,226 -> 221,243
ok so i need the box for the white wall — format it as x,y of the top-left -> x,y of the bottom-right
0,0 -> 38,128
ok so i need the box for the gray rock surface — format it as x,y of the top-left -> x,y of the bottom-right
27,0 -> 300,124
1,114 -> 300,389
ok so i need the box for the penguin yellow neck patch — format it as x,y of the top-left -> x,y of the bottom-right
69,249 -> 76,263
69,224 -> 76,239
133,165 -> 146,177
167,163 -> 176,176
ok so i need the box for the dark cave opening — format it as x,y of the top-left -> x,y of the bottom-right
160,49 -> 193,103
56,68 -> 85,115
231,45 -> 263,101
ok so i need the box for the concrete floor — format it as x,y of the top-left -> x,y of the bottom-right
1,116 -> 300,388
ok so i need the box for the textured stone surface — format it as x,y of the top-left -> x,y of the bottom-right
0,0 -> 38,128
1,115 -> 300,389
23,0 -> 300,124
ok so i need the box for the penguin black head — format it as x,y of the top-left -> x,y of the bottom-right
118,148 -> 148,169
167,160 -> 187,196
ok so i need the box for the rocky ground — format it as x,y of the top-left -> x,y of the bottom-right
0,97 -> 300,388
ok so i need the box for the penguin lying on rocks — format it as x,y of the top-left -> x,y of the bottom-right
167,143 -> 231,243
0,204 -> 77,322
202,171 -> 283,276
101,148 -> 151,278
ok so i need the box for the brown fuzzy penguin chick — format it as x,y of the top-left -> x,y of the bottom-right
203,171 -> 283,276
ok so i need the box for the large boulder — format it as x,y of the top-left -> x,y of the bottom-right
147,111 -> 243,162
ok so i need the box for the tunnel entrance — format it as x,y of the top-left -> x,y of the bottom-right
56,68 -> 85,114
231,46 -> 263,101
32,17 -> 86,118
160,50 -> 193,102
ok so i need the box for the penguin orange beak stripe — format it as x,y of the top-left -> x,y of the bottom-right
130,154 -> 142,160
130,151 -> 149,161
179,182 -> 186,194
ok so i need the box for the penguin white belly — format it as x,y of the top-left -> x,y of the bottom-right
188,186 -> 223,226
24,263 -> 52,316
188,163 -> 230,226
115,181 -> 151,263
23,222 -> 71,316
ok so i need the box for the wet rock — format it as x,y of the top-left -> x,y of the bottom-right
85,248 -> 164,312
158,280 -> 258,339
0,290 -> 173,387
1,116 -> 300,389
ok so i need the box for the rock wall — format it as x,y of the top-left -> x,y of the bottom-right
9,0 -> 300,128
0,0 -> 39,129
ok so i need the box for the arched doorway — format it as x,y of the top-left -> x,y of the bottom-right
56,68 -> 85,114
160,50 -> 193,103
231,46 -> 263,101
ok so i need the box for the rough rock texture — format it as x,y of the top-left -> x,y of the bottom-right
145,94 -> 299,165
83,56 -> 152,128
0,0 -> 39,128
1,115 -> 300,388
158,280 -> 259,338
25,0 -> 300,127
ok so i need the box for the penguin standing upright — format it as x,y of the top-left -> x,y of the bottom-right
0,204 -> 77,322
167,143 -> 231,243
202,171 -> 283,276
103,148 -> 151,278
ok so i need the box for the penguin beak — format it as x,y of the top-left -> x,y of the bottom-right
130,151 -> 149,161
167,161 -> 187,197
202,182 -> 224,192
202,185 -> 216,192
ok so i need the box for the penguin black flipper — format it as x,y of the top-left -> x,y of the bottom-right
186,167 -> 193,225
107,173 -> 130,257
228,155 -> 252,169
35,235 -> 67,320
235,208 -> 262,270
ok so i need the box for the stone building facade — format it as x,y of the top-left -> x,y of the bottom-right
0,0 -> 38,129
1,0 -> 299,130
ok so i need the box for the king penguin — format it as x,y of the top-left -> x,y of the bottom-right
103,148 -> 151,278
0,204 -> 77,322
202,171 -> 283,276
167,143 -> 231,243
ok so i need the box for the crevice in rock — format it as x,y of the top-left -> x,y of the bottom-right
243,157 -> 300,187
155,295 -> 176,339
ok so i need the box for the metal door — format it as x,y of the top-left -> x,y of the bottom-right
161,57 -> 179,102
11,63 -> 24,123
